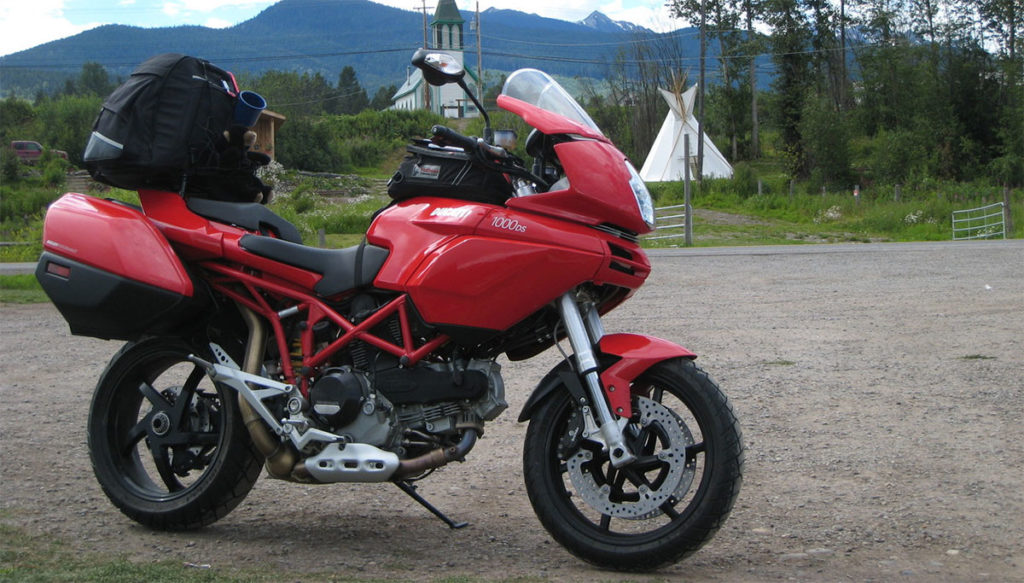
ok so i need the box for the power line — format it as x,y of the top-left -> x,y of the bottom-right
0,47 -> 415,70
0,33 -> 945,75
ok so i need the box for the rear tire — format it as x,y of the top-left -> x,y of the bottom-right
523,358 -> 743,570
88,338 -> 262,530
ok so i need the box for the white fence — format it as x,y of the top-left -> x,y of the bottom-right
646,204 -> 689,242
952,202 -> 1006,240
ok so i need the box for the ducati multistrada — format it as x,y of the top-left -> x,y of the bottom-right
36,50 -> 742,570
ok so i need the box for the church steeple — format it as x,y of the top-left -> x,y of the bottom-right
431,0 -> 464,51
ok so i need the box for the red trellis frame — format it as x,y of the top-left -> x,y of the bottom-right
201,261 -> 450,395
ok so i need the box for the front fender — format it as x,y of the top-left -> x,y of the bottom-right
599,333 -> 696,418
517,333 -> 695,422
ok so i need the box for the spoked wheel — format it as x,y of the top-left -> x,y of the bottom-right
88,338 -> 262,530
523,358 -> 743,571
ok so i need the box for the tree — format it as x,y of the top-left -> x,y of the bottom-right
370,84 -> 398,110
800,94 -> 852,186
334,66 -> 369,115
979,0 -> 1022,62
276,118 -> 341,171
78,62 -> 114,97
249,70 -> 336,118
0,96 -> 36,137
671,0 -> 767,162
33,95 -> 104,164
743,0 -> 765,156
764,0 -> 813,177
805,0 -> 846,110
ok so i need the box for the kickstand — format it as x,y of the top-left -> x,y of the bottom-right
395,480 -> 469,529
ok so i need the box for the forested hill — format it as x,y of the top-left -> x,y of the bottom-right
0,0 -> 711,97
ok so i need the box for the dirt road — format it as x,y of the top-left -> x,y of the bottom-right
2,240 -> 1022,581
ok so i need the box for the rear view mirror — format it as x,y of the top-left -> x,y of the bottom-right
412,49 -> 465,86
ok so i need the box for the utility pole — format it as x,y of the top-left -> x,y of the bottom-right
475,0 -> 484,104
839,0 -> 847,109
696,0 -> 706,182
684,134 -> 693,247
419,0 -> 432,113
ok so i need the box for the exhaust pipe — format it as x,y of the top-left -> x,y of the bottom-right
234,303 -> 477,483
393,428 -> 478,480
237,304 -> 298,480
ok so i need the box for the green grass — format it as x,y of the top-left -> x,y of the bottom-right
0,522 -> 244,583
0,274 -> 46,304
2,167 -> 1020,264
0,520 -> 549,583
647,179 -> 1022,246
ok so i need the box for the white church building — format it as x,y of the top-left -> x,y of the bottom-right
392,0 -> 481,118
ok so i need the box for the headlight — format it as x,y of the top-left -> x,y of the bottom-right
625,161 -> 655,229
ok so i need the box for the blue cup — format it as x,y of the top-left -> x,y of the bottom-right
234,90 -> 267,127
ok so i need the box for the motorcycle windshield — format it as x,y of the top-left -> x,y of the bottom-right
500,69 -> 604,139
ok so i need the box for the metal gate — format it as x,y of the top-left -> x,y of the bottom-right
952,203 -> 1006,240
646,204 -> 689,242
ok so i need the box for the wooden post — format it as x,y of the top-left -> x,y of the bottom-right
318,228 -> 326,248
757,180 -> 763,196
684,134 -> 693,247
1004,186 -> 1014,238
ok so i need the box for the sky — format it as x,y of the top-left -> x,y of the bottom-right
0,0 -> 682,58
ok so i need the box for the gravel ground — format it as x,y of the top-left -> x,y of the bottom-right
2,239 -> 1022,582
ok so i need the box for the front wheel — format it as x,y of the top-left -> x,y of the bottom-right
523,358 -> 743,571
88,338 -> 262,530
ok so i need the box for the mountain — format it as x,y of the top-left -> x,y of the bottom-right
578,11 -> 650,34
0,0 -> 747,98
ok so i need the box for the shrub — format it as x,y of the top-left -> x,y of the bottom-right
40,155 -> 68,187
1,147 -> 21,183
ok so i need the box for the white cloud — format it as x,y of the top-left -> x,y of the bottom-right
177,0 -> 272,13
434,0 -> 674,28
602,3 -> 678,32
162,2 -> 183,17
0,0 -> 92,56
205,17 -> 234,28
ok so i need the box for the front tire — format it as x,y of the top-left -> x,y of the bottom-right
523,358 -> 743,570
88,338 -> 262,530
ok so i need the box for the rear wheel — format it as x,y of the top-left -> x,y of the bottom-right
88,338 -> 262,530
523,358 -> 743,570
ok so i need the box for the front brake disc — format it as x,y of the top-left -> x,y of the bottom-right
565,396 -> 696,520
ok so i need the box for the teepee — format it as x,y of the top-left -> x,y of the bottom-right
639,86 -> 733,182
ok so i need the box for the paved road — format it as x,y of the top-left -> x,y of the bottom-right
647,238 -> 1021,257
7,239 -> 1021,276
0,262 -> 37,275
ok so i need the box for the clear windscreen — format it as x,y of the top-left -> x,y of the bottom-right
501,69 -> 603,136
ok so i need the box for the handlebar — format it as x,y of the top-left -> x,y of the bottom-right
431,125 -> 477,150
431,125 -> 508,159
429,124 -> 547,189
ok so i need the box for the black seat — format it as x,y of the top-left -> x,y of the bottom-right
187,198 -> 303,244
239,235 -> 389,297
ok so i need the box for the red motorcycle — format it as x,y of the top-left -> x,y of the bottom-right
36,50 -> 742,570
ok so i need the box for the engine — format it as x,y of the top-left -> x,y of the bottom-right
306,359 -> 506,458
264,292 -> 506,484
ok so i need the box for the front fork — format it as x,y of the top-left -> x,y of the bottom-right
558,293 -> 637,468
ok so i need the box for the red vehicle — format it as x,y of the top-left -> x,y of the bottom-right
10,140 -> 68,163
35,51 -> 742,571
